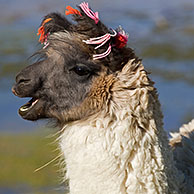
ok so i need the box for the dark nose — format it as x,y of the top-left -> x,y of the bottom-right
12,61 -> 43,97
12,74 -> 32,97
12,71 -> 38,97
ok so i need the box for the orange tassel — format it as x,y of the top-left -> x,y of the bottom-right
42,18 -> 52,26
65,5 -> 81,16
37,18 -> 52,43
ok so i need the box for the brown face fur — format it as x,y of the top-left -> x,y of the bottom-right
12,10 -> 137,125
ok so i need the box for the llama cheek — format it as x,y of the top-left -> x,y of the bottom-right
86,74 -> 115,106
56,74 -> 115,123
78,74 -> 115,114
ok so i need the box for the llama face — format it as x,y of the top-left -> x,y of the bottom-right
12,9 -> 137,124
12,33 -> 106,123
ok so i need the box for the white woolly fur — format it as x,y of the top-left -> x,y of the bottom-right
59,60 -> 186,194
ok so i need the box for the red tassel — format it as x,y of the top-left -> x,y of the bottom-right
115,33 -> 128,49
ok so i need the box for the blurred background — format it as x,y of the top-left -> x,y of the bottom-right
0,0 -> 194,193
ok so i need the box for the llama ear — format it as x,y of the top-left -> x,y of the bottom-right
64,3 -> 138,71
37,12 -> 72,43
70,5 -> 109,38
42,12 -> 72,33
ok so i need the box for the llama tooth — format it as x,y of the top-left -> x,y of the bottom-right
32,99 -> 39,106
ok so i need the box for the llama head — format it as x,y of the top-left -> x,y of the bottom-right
12,3 -> 138,124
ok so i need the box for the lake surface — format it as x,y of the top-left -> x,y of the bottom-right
0,0 -> 194,193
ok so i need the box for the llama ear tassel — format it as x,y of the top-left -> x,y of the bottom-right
65,2 -> 99,24
79,2 -> 99,24
37,13 -> 73,46
37,18 -> 52,44
114,26 -> 128,49
65,6 -> 81,16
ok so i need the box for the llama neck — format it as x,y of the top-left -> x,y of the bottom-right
60,113 -> 182,194
60,115 -> 132,194
59,61 -> 183,194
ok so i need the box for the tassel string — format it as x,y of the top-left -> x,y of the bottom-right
80,2 -> 99,24
83,30 -> 117,60
93,44 -> 112,60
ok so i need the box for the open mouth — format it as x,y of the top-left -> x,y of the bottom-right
19,97 -> 39,116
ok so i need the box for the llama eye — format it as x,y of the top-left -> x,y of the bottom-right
72,66 -> 91,76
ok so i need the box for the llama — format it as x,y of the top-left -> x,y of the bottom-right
12,2 -> 194,194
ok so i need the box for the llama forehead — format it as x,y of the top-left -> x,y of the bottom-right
50,31 -> 85,44
47,31 -> 90,56
44,31 -> 112,77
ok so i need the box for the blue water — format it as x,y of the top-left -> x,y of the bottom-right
0,0 -> 194,133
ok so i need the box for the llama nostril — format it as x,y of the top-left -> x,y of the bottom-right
16,75 -> 31,85
18,78 -> 31,84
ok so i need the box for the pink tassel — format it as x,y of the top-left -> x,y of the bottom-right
83,30 -> 117,60
43,42 -> 49,49
93,44 -> 112,60
80,2 -> 99,24
42,33 -> 50,49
